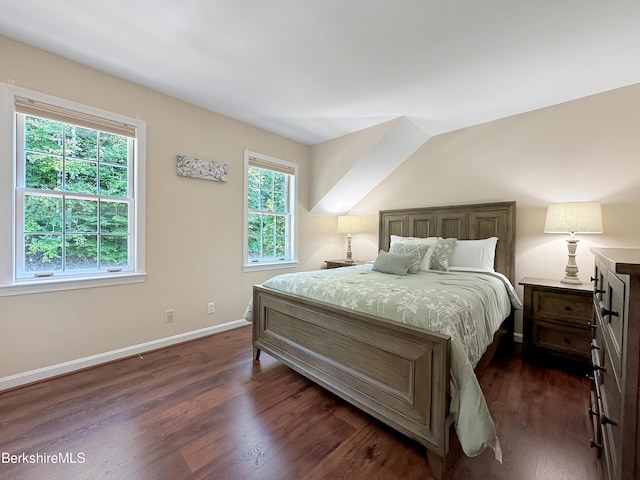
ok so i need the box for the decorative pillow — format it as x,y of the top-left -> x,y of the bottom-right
429,238 -> 457,271
389,243 -> 429,273
389,235 -> 439,271
449,237 -> 498,272
372,250 -> 413,276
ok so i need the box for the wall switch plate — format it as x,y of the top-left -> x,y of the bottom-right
207,302 -> 216,314
166,309 -> 174,323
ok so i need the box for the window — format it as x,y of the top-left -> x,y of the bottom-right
243,150 -> 297,271
0,84 -> 146,295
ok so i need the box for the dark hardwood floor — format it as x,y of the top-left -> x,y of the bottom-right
0,325 -> 599,480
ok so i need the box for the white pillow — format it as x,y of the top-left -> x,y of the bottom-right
449,237 -> 498,272
389,236 -> 439,271
389,235 -> 439,247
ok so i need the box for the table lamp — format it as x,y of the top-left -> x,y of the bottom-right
544,202 -> 603,284
337,215 -> 361,263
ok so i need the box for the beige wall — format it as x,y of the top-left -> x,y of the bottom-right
349,83 -> 640,333
2,33 -> 638,381
0,36 -> 339,380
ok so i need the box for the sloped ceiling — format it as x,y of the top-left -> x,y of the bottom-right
2,2 -> 639,215
0,1 -> 638,146
310,117 -> 431,214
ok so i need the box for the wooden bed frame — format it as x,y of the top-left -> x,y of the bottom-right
252,201 -> 516,479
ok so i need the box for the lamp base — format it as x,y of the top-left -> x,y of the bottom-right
561,276 -> 582,285
561,237 -> 582,285
344,234 -> 354,263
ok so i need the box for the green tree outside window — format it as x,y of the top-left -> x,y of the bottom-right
21,115 -> 130,273
247,165 -> 290,262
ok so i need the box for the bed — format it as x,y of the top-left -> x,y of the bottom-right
251,201 -> 518,479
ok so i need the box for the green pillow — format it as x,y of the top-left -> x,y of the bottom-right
372,250 -> 413,276
429,238 -> 457,271
389,243 -> 429,273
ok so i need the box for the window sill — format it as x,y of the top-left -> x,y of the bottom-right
243,260 -> 298,273
0,272 -> 147,296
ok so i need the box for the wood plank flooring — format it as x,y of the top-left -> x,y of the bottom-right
0,325 -> 599,480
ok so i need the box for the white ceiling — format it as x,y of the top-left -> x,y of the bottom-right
1,0 -> 639,145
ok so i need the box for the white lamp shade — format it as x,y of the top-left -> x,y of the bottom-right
544,202 -> 603,234
337,215 -> 361,234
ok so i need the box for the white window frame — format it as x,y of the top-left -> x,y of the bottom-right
243,149 -> 298,272
0,84 -> 146,296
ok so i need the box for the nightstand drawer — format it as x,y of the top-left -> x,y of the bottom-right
533,289 -> 592,325
532,320 -> 591,358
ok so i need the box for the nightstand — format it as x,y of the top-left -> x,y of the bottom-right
325,259 -> 365,269
519,277 -> 593,369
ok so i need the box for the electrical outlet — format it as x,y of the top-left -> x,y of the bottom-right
165,309 -> 174,323
207,302 -> 216,314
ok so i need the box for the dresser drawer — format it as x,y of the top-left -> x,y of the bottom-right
589,377 -> 603,453
532,320 -> 591,358
532,289 -> 592,326
599,340 -> 622,480
600,272 -> 626,382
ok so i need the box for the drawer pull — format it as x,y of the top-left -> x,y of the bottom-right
590,343 -> 600,351
593,363 -> 606,373
587,322 -> 598,331
590,276 -> 597,283
601,415 -> 617,426
590,439 -> 603,450
593,289 -> 605,295
601,307 -> 619,317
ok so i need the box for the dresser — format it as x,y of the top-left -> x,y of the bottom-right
520,277 -> 593,369
590,248 -> 640,480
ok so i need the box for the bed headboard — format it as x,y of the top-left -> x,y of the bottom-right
379,201 -> 516,283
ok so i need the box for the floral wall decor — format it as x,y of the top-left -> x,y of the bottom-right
176,154 -> 228,182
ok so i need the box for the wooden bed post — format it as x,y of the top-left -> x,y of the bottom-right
252,287 -> 261,362
426,450 -> 445,480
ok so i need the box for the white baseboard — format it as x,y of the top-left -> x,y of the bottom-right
0,319 -> 251,392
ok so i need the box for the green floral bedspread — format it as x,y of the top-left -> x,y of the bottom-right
260,264 -> 522,458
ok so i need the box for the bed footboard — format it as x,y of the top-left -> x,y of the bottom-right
253,285 -> 452,475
